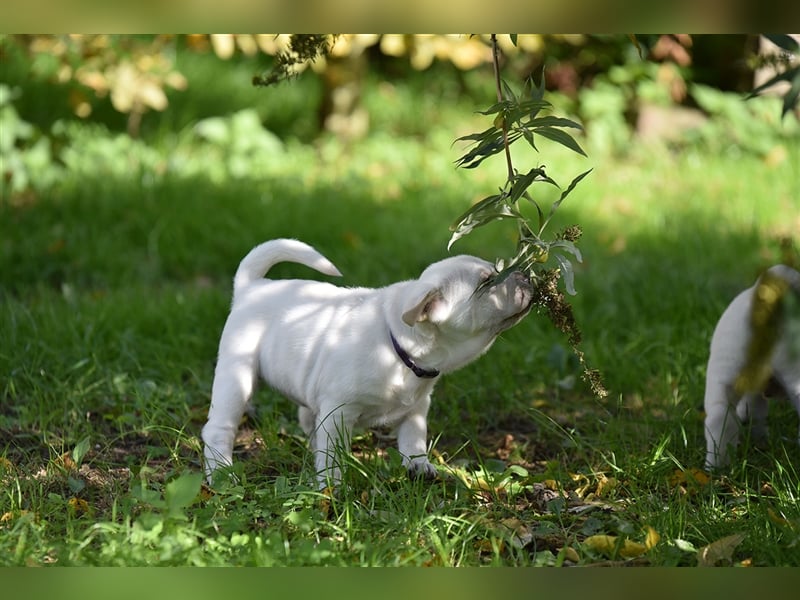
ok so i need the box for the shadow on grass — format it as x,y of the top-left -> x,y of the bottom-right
1,165 -> 795,479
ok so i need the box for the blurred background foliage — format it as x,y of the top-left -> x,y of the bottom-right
2,33 -> 798,200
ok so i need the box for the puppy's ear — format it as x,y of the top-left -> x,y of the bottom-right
402,288 -> 445,326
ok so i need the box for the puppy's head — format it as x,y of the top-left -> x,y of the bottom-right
402,255 -> 533,339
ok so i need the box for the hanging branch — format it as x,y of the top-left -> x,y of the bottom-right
450,34 -> 607,399
491,34 -> 515,182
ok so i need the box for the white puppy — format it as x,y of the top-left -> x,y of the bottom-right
202,239 -> 533,487
704,264 -> 800,469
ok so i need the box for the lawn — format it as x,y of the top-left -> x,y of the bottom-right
2,40 -> 800,566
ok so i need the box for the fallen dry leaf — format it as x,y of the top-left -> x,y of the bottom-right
571,473 -> 592,498
499,517 -> 533,549
697,533 -> 745,567
68,497 -> 90,515
595,474 -> 617,497
584,534 -> 646,558
767,508 -> 795,531
319,486 -> 334,519
56,453 -> 77,471
668,467 -> 711,488
644,526 -> 661,549
560,546 -> 580,562
583,526 -> 660,559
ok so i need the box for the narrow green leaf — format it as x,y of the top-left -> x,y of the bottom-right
764,34 -> 800,53
628,34 -> 644,59
72,436 -> 91,466
521,190 -> 546,232
528,115 -> 584,130
476,101 -> 511,116
747,66 -> 800,99
449,194 -> 505,231
550,240 -> 583,263
501,79 -> 517,102
534,126 -> 587,157
539,169 -> 592,234
517,99 -> 551,115
456,131 -> 522,169
454,126 -> 500,144
521,128 -> 538,152
509,34 -> 518,47
508,168 -> 546,203
448,210 -> 520,250
781,68 -> 800,118
554,252 -> 577,295
559,169 -> 593,203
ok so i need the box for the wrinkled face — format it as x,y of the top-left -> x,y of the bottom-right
409,255 -> 533,338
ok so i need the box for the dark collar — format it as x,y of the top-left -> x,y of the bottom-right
389,331 -> 440,379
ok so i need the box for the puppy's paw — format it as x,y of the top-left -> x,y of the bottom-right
407,458 -> 439,481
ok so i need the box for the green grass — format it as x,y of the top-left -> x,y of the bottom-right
2,43 -> 800,566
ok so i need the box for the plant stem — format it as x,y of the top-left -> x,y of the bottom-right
490,34 -> 515,182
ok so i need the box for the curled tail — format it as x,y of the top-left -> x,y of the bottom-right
765,264 -> 800,297
736,264 -> 800,393
233,239 -> 342,296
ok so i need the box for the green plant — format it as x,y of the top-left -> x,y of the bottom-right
449,35 -> 605,398
748,34 -> 800,119
0,84 -> 62,196
252,34 -> 335,87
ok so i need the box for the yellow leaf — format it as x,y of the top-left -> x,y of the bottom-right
475,537 -> 505,554
499,518 -> 533,549
560,546 -> 580,563
767,508 -> 793,530
619,539 -> 649,558
57,452 -> 77,471
319,486 -> 334,518
687,468 -> 711,485
584,529 -> 657,559
583,534 -> 618,556
697,533 -> 745,567
571,473 -> 591,498
200,484 -> 215,502
644,526 -> 661,550
595,475 -> 617,497
68,497 -> 90,515
668,467 -> 710,487
0,457 -> 13,471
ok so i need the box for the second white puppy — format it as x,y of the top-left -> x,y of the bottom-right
704,264 -> 800,469
202,239 -> 534,487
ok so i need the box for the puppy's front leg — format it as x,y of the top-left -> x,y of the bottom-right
397,396 -> 437,479
312,404 -> 358,489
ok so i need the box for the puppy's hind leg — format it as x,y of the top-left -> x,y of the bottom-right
736,392 -> 769,443
704,381 -> 742,470
202,359 -> 257,483
775,369 -> 800,449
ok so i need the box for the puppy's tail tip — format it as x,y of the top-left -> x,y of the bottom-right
233,238 -> 342,293
765,264 -> 800,296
